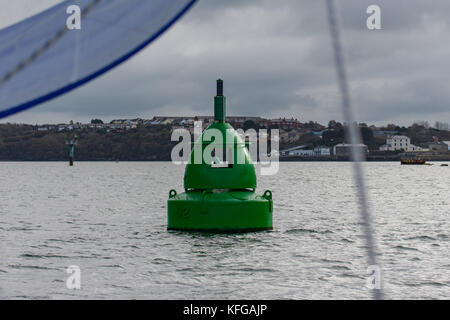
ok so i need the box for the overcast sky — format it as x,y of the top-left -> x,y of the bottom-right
1,0 -> 450,126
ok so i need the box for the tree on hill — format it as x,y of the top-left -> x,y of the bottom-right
243,120 -> 258,131
360,126 -> 375,150
327,120 -> 343,130
322,128 -> 345,146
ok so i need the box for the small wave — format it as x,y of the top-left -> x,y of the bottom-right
6,227 -> 40,231
403,281 -> 447,287
234,267 -> 276,273
394,245 -> 419,251
177,267 -> 196,272
285,228 -> 333,235
320,258 -> 345,264
31,244 -> 63,250
70,254 -> 112,259
98,264 -> 125,269
339,273 -> 365,279
20,253 -> 44,259
405,235 -> 436,241
152,258 -> 173,264
20,253 -> 70,259
122,245 -> 140,249
329,265 -> 351,271
46,238 -> 68,243
7,264 -> 58,270
46,237 -> 93,244
110,284 -> 133,290
285,228 -> 317,234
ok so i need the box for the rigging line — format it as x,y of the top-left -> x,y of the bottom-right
325,0 -> 384,300
0,0 -> 101,88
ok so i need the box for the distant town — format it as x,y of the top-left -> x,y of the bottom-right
1,116 -> 450,161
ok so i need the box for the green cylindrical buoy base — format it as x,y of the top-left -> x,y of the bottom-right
168,190 -> 273,232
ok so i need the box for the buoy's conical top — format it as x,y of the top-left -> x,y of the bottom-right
184,79 -> 256,190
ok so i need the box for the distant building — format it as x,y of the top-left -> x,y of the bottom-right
292,149 -> 314,157
428,141 -> 449,153
280,145 -> 309,157
149,116 -> 301,131
379,135 -> 421,152
314,146 -> 331,157
280,145 -> 330,157
269,118 -> 301,130
279,129 -> 301,143
227,116 -> 263,125
162,119 -> 174,125
373,130 -> 399,136
333,144 -> 368,157
110,119 -> 126,124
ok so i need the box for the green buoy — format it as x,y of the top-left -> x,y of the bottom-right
168,79 -> 273,232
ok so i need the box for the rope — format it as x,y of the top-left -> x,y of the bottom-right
325,0 -> 384,300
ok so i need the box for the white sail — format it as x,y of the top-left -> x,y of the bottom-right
0,0 -> 196,118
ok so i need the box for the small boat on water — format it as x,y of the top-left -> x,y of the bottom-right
441,164 -> 449,167
401,158 -> 426,165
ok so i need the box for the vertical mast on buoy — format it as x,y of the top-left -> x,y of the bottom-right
214,79 -> 226,122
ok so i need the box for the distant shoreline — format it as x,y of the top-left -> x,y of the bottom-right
1,158 -> 450,162
279,154 -> 450,162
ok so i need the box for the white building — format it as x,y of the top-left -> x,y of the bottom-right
280,145 -> 330,157
314,147 -> 331,157
280,145 -> 313,157
292,149 -> 314,156
379,135 -> 421,152
443,141 -> 450,151
333,143 -> 368,156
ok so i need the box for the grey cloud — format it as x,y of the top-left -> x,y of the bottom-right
3,0 -> 450,126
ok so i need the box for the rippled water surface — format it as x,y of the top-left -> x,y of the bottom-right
1,162 -> 449,299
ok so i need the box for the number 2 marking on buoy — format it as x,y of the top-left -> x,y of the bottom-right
177,208 -> 190,219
